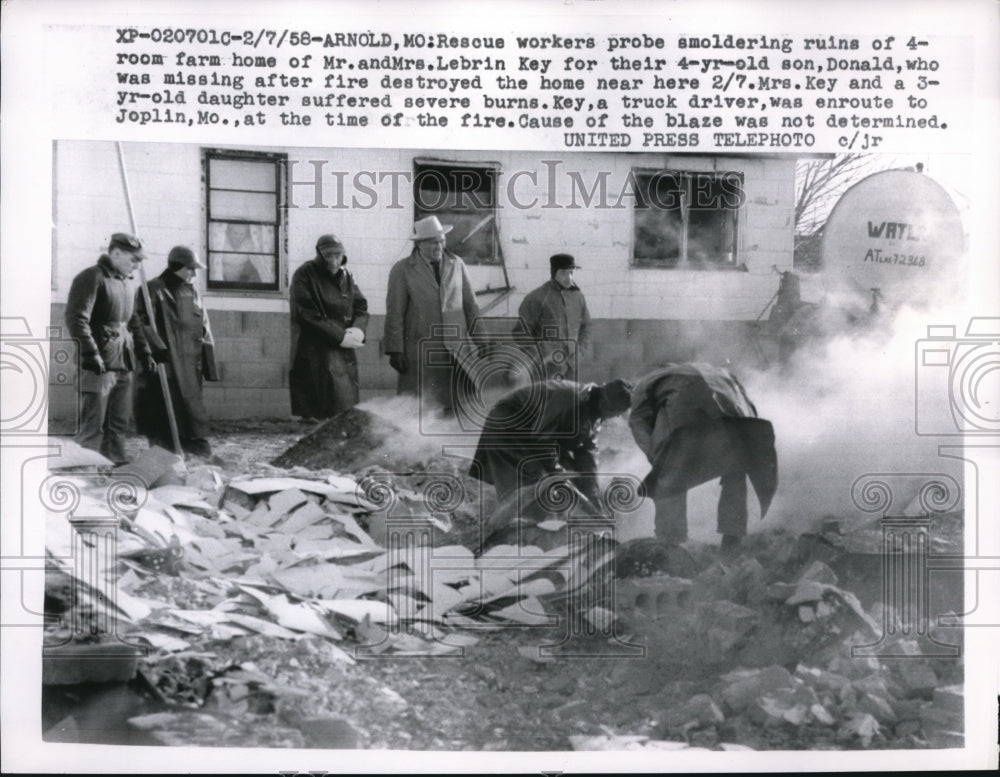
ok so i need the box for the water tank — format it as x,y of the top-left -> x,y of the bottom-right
820,169 -> 964,303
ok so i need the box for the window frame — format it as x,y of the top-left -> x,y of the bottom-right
630,167 -> 744,271
204,148 -> 287,294
412,158 -> 501,266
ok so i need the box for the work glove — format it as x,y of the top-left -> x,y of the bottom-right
388,352 -> 408,374
82,354 -> 105,374
144,356 -> 157,374
340,327 -> 365,349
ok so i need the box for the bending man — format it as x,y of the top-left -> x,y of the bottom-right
629,363 -> 777,552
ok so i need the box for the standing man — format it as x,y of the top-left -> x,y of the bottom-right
288,234 -> 369,422
518,253 -> 591,381
629,363 -> 778,552
134,246 -> 218,458
65,232 -> 149,465
384,216 -> 482,413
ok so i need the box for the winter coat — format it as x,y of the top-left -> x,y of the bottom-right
517,280 -> 591,379
629,363 -> 777,516
288,257 -> 369,419
384,248 -> 481,396
134,270 -> 217,445
470,380 -> 605,507
65,255 -> 145,372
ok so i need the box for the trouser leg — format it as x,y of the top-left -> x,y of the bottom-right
717,471 -> 749,537
76,389 -> 107,453
653,491 -> 688,545
100,372 -> 132,464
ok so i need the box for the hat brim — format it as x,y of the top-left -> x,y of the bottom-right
410,224 -> 453,240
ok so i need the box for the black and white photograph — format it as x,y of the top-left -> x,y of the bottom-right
2,0 -> 998,773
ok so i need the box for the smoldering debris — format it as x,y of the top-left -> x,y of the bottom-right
270,406 -> 404,471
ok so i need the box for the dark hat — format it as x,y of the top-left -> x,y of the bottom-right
108,232 -> 145,260
550,253 -> 580,273
316,234 -> 344,252
166,245 -> 206,270
594,378 -> 634,418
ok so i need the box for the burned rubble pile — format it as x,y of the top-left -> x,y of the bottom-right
270,407 -> 402,472
604,526 -> 964,751
42,429 -> 965,751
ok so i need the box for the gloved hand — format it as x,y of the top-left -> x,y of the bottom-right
340,327 -> 365,349
388,352 -> 408,374
82,354 -> 105,374
144,356 -> 157,374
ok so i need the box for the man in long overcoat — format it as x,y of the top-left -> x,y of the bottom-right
383,216 -> 482,413
65,232 -> 149,465
517,253 -> 592,381
288,234 -> 369,421
134,246 -> 218,458
629,363 -> 778,552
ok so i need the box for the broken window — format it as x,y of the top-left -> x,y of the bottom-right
205,149 -> 286,291
632,169 -> 743,270
413,161 -> 500,266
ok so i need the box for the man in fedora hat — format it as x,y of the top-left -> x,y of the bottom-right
134,245 -> 219,458
384,215 -> 482,413
288,234 -> 369,423
517,253 -> 592,381
65,232 -> 150,464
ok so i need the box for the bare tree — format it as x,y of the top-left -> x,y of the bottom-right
794,154 -> 887,236
794,155 -> 896,271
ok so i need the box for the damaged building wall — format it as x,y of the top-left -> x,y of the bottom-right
48,141 -> 794,425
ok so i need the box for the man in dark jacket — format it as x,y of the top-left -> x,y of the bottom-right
517,253 -> 591,381
65,232 -> 149,464
134,246 -> 218,458
470,378 -> 634,511
288,234 -> 369,421
629,363 -> 778,552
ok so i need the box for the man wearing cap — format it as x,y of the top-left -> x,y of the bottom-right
384,215 -> 482,413
470,378 -> 634,515
65,232 -> 150,464
134,246 -> 219,458
629,363 -> 778,553
288,234 -> 369,422
517,253 -> 592,381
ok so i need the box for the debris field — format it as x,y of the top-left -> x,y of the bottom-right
42,410 -> 965,751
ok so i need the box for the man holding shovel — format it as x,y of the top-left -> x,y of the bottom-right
133,246 -> 218,458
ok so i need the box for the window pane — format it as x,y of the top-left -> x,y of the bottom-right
210,190 -> 277,222
634,206 -> 683,267
632,170 -> 742,269
209,222 -> 276,254
207,251 -> 277,285
687,209 -> 732,265
209,158 -> 276,192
